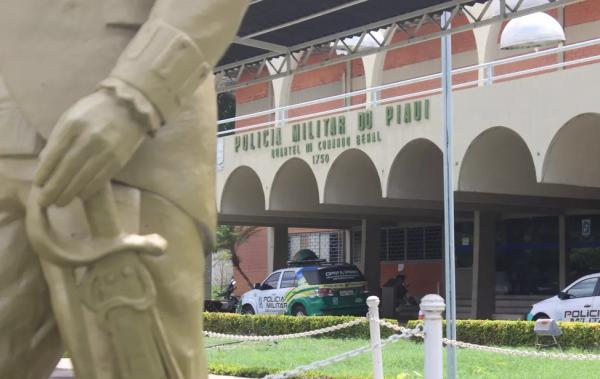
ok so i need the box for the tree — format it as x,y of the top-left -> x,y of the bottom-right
216,225 -> 260,288
212,249 -> 232,297
217,92 -> 236,135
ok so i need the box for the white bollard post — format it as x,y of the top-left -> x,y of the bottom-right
420,294 -> 446,379
367,296 -> 384,379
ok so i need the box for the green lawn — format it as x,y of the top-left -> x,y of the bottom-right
205,337 -> 600,378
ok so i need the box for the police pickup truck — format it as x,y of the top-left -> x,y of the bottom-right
528,273 -> 600,322
238,262 -> 369,316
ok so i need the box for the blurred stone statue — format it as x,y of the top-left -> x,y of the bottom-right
0,1 -> 248,378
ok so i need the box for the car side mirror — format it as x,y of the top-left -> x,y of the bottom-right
254,283 -> 261,290
558,291 -> 569,300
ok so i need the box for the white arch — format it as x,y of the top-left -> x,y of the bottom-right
220,166 -> 265,214
459,126 -> 538,195
324,148 -> 382,205
269,158 -> 320,211
387,138 -> 443,201
542,113 -> 600,188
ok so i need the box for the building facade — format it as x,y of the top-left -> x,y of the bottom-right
217,0 -> 600,319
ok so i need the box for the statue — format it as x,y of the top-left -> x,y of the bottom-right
0,1 -> 248,378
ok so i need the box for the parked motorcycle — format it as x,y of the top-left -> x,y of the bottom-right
204,278 -> 239,313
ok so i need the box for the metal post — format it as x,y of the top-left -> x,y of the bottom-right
367,296 -> 384,379
441,10 -> 458,379
277,108 -> 288,126
421,294 -> 445,379
484,65 -> 494,86
372,89 -> 380,107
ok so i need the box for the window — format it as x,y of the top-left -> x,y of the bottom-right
387,228 -> 405,261
288,231 -> 345,263
567,215 -> 600,284
380,228 -> 406,261
566,278 -> 598,299
301,269 -> 320,285
379,226 -> 443,262
424,226 -> 442,259
280,271 -> 296,288
406,228 -> 425,260
496,216 -> 559,295
328,233 -> 344,263
352,230 -> 362,265
262,272 -> 281,290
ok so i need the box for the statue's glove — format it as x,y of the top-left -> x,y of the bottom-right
102,20 -> 211,125
35,20 -> 210,208
35,88 -> 148,207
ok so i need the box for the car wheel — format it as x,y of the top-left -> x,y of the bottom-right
241,305 -> 255,315
292,304 -> 307,316
533,313 -> 550,321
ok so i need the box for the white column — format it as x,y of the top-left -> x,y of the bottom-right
466,3 -> 502,86
344,61 -> 352,107
359,219 -> 368,272
361,219 -> 381,296
471,211 -> 497,319
421,294 -> 446,379
362,54 -> 383,106
559,215 -> 567,289
361,26 -> 394,107
267,227 -> 275,273
367,296 -> 384,379
345,229 -> 352,263
268,226 -> 289,271
267,55 -> 297,126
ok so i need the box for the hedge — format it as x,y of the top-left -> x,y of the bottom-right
203,312 -> 398,339
208,363 -> 272,378
406,319 -> 600,350
204,313 -> 600,349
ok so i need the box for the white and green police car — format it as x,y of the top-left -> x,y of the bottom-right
238,262 -> 369,316
527,273 -> 600,322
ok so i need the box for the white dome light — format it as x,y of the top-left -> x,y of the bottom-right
500,12 -> 565,50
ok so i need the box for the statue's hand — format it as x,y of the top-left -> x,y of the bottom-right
35,90 -> 147,207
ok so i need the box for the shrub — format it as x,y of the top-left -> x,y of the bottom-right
204,313 -> 600,349
406,319 -> 600,349
203,312 -> 398,339
208,363 -> 272,378
208,362 -> 339,379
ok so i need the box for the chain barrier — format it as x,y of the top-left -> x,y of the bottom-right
263,327 -> 422,379
442,338 -> 600,361
205,295 -> 600,379
379,319 -> 600,362
204,318 -> 367,341
378,320 -> 600,361
378,319 -> 424,338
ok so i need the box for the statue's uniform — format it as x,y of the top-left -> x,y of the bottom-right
0,1 -> 247,378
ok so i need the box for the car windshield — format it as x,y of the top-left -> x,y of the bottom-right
302,266 -> 365,285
